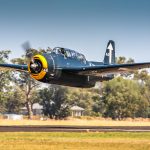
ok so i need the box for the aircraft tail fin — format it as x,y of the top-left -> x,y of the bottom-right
103,40 -> 115,64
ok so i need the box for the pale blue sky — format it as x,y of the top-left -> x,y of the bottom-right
0,0 -> 150,62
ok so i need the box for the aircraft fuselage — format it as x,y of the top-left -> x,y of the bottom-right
34,48 -> 113,88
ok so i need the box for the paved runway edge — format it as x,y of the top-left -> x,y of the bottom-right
0,125 -> 150,132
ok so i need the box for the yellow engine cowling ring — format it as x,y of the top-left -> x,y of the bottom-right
28,54 -> 48,80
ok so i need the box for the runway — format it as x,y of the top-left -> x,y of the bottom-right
0,125 -> 150,132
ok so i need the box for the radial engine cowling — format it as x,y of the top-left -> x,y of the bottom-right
28,55 -> 48,80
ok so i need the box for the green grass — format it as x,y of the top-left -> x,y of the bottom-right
0,132 -> 150,150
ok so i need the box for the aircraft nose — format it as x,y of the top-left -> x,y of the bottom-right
28,54 -> 48,80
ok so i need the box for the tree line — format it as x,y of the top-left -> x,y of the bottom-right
0,50 -> 150,120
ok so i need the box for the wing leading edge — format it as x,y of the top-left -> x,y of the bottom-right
61,62 -> 150,76
0,63 -> 28,72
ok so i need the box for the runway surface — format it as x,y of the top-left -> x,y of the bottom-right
0,125 -> 150,132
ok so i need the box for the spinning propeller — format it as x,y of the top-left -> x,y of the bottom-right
22,41 -> 44,75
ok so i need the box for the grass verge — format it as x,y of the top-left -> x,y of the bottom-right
0,132 -> 150,150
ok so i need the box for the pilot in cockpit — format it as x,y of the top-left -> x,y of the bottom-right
60,48 -> 67,57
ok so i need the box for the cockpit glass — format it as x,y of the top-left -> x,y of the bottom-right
65,50 -> 71,57
53,47 -> 60,54
77,53 -> 86,61
53,47 -> 86,62
70,51 -> 76,58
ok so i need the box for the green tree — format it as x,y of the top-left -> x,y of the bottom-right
116,56 -> 126,64
39,85 -> 70,119
134,70 -> 149,83
11,49 -> 40,119
0,50 -> 11,113
66,88 -> 100,116
116,57 -> 134,64
102,77 -> 149,120
11,67 -> 39,119
134,70 -> 150,117
10,47 -> 54,119
91,88 -> 105,117
5,86 -> 25,113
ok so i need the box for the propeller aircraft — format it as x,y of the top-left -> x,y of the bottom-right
0,40 -> 150,88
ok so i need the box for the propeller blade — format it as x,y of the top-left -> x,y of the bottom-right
22,41 -> 33,59
31,57 -> 35,63
22,41 -> 31,51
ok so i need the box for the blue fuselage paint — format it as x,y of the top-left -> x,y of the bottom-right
39,49 -> 113,88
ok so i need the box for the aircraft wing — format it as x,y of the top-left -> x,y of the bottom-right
62,62 -> 150,76
0,63 -> 28,72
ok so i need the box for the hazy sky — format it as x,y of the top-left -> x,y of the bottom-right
0,0 -> 150,62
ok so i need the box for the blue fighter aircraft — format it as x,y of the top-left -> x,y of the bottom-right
0,40 -> 150,88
